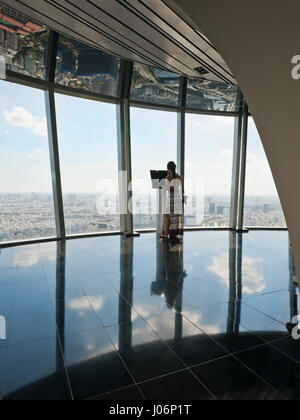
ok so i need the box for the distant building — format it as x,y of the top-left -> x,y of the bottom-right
217,206 -> 225,215
66,194 -> 77,207
209,203 -> 215,215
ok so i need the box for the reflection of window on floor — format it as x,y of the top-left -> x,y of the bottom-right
244,118 -> 286,228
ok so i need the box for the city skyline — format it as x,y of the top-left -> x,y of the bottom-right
0,75 -> 287,242
0,192 -> 286,242
1,81 -> 281,196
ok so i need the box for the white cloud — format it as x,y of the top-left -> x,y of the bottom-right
27,149 -> 47,160
68,297 -> 91,317
183,310 -> 221,335
133,304 -> 152,320
207,253 -> 266,295
187,115 -> 234,139
132,326 -> 157,345
3,107 -> 47,137
87,295 -> 104,312
247,153 -> 266,169
210,150 -> 233,172
14,246 -> 56,267
220,149 -> 233,159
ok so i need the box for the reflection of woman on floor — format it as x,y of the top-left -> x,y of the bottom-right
161,161 -> 184,240
151,238 -> 186,310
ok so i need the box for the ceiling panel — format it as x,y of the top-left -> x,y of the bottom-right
0,0 -> 237,84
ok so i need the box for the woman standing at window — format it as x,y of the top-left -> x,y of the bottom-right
161,161 -> 184,240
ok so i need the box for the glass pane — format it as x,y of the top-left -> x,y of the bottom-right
186,78 -> 240,112
244,118 -> 286,227
0,4 -> 49,79
130,107 -> 177,229
55,94 -> 120,235
185,114 -> 235,227
0,80 -> 56,242
55,36 -> 120,97
131,63 -> 180,107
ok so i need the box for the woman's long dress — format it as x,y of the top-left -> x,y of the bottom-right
165,176 -> 184,237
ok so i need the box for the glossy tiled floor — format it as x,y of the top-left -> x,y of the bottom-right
0,231 -> 299,400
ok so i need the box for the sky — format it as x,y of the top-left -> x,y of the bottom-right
0,80 -> 51,193
0,79 -> 281,199
55,93 -> 119,195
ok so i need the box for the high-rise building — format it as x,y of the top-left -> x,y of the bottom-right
209,203 -> 216,215
217,205 -> 225,215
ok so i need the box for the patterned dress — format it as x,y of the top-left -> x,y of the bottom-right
165,175 -> 184,237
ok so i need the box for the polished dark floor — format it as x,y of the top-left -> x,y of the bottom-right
0,231 -> 299,400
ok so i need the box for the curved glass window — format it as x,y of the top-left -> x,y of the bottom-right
55,36 -> 120,97
131,63 -> 180,107
0,4 -> 49,79
0,80 -> 56,242
186,78 -> 240,112
130,107 -> 177,229
55,94 -> 120,235
244,118 -> 286,228
185,114 -> 235,227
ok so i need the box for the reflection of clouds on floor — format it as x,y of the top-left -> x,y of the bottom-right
207,254 -> 265,295
129,311 -> 139,323
132,328 -> 156,346
207,253 -> 229,284
66,334 -> 113,364
131,322 -> 158,346
147,315 -> 177,341
133,301 -> 174,321
87,294 -> 139,322
80,341 -> 112,362
183,310 -> 221,335
133,305 -> 152,320
85,295 -> 104,312
68,297 -> 94,315
147,314 -> 202,341
242,257 -> 265,294
14,245 -> 56,267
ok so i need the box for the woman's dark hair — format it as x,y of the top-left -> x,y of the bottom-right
167,161 -> 177,179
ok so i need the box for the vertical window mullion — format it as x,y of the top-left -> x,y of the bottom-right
45,31 -> 65,239
117,60 -> 134,235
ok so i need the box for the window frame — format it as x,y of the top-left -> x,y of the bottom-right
0,28 -> 287,248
